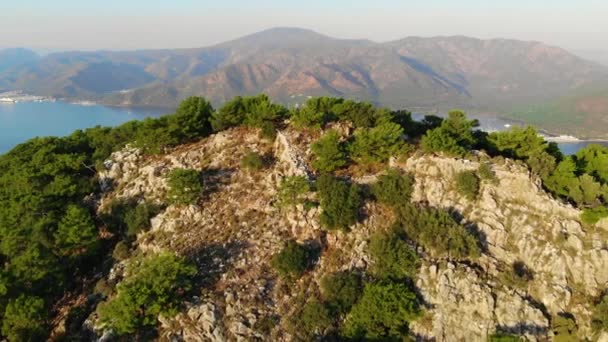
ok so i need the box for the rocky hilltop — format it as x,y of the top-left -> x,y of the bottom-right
92,125 -> 608,341
3,95 -> 608,341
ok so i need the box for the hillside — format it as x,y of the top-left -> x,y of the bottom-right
510,88 -> 608,139
2,95 -> 608,341
1,28 -> 607,137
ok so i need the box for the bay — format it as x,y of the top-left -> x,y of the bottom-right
0,101 -> 166,154
557,141 -> 608,156
1,102 -> 607,156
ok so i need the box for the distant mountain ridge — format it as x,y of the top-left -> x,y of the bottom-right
0,28 -> 606,116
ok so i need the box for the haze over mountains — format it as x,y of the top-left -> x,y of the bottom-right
1,27 -> 607,135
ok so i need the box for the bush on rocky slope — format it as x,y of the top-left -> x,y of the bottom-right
316,174 -> 362,231
166,168 -> 202,205
97,253 -> 197,335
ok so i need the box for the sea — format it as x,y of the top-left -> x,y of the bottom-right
0,101 -> 166,154
0,101 -> 606,155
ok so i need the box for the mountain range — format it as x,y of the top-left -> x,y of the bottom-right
1,27 -> 607,135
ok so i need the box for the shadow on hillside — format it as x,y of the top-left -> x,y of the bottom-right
449,208 -> 490,254
495,323 -> 549,337
188,240 -> 249,288
201,167 -> 236,200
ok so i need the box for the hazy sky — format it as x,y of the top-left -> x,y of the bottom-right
1,0 -> 607,52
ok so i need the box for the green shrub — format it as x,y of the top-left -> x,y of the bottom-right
112,241 -> 131,261
332,100 -> 382,128
290,108 -> 329,129
371,169 -> 414,207
592,292 -> 608,332
420,110 -> 479,157
124,201 -> 161,237
259,121 -> 277,141
369,232 -> 419,280
421,127 -> 466,156
487,126 -> 560,178
489,333 -> 522,341
211,94 -> 288,131
300,298 -> 333,337
320,272 -> 362,314
1,295 -> 47,342
316,174 -> 362,231
171,96 -> 214,141
349,123 -> 404,164
398,206 -> 481,259
54,205 -> 99,256
552,314 -> 578,342
478,163 -> 498,183
454,170 -> 480,200
271,240 -> 310,279
581,206 -> 608,225
311,130 -> 348,172
241,151 -> 265,171
277,176 -> 311,208
94,278 -> 114,297
342,281 -> 420,340
166,168 -> 202,205
576,144 -> 608,184
97,253 -> 197,335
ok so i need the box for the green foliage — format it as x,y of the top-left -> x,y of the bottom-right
54,205 -> 99,256
311,130 -> 348,172
488,126 -> 559,178
398,206 -> 481,259
342,281 -> 420,340
300,298 -> 333,336
271,240 -> 311,279
546,158 -> 604,206
369,232 -> 419,280
277,176 -> 311,208
349,122 -> 405,164
581,206 -> 608,225
1,295 -> 47,342
316,174 -> 362,231
166,168 -> 202,205
132,116 -> 176,154
421,127 -> 466,156
576,144 -> 608,184
241,151 -> 265,171
593,293 -> 608,332
290,109 -> 328,129
371,169 -> 414,207
171,96 -> 214,141
489,333 -> 522,341
421,110 -> 479,156
478,163 -> 498,183
259,121 -> 277,141
552,314 -> 578,342
320,272 -> 362,314
97,253 -> 197,335
488,126 -> 552,160
124,201 -> 161,237
112,241 -> 131,261
211,94 -> 288,131
454,170 -> 480,200
333,100 -> 389,128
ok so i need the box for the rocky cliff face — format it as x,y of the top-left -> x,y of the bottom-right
95,127 -> 608,341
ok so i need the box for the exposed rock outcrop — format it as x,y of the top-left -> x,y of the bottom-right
93,129 -> 607,341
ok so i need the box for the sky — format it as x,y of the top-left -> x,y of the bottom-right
1,0 -> 607,53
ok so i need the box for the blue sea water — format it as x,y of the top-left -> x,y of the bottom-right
1,102 -> 607,155
0,101 -> 167,154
